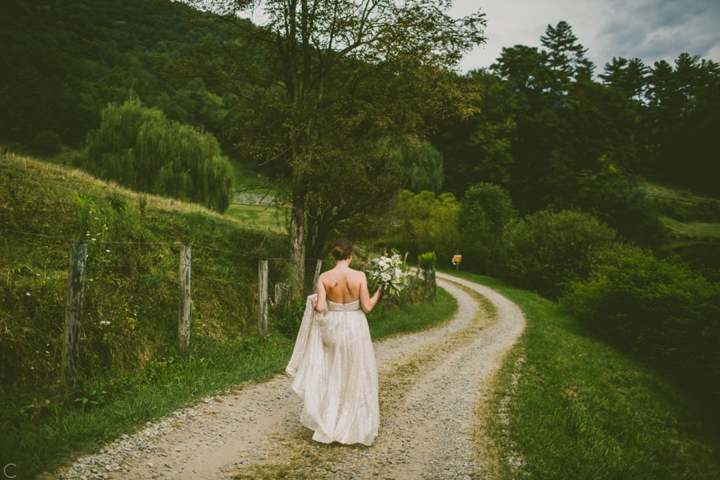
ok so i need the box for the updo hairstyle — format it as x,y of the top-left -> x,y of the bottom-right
331,238 -> 353,260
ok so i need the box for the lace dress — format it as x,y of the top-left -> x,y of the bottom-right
286,295 -> 380,446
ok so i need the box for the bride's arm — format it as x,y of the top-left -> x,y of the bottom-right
359,273 -> 382,313
315,275 -> 326,313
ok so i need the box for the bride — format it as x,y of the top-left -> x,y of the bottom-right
286,238 -> 382,446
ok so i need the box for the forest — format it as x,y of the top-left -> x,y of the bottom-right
1,0 -> 719,457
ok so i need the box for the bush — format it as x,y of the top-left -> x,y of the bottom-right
575,175 -> 664,246
32,130 -> 62,154
272,298 -> 305,338
561,251 -> 720,398
654,197 -> 720,223
500,209 -> 618,299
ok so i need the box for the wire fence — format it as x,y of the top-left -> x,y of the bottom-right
1,226 -> 434,395
1,226 -> 322,393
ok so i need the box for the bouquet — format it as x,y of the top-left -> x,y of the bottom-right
367,250 -> 409,295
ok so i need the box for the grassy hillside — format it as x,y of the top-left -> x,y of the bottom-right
645,181 -> 720,278
0,149 -> 290,406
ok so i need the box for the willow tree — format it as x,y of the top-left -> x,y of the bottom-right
81,101 -> 233,212
182,0 -> 485,296
382,136 -> 445,195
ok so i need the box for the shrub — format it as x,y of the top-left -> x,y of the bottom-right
272,298 -> 305,338
561,251 -> 720,398
575,175 -> 664,246
500,209 -> 618,299
418,251 -> 437,273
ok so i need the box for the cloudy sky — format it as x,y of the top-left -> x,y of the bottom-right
450,0 -> 720,75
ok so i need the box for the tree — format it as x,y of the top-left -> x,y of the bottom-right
457,183 -> 517,273
80,101 -> 233,212
434,69 -> 516,195
642,54 -> 720,195
381,136 -> 444,195
384,190 -> 461,265
600,57 -> 649,102
540,20 -> 594,89
182,0 -> 486,296
458,183 -> 516,273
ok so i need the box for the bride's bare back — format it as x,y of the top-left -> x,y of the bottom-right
315,260 -> 380,313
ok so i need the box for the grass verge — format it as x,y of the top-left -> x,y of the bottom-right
444,270 -> 720,479
3,289 -> 456,479
367,287 -> 457,339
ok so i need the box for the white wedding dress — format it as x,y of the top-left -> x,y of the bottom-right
286,294 -> 379,446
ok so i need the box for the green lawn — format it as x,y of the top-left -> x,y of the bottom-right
225,204 -> 289,232
229,159 -> 282,197
442,270 -> 720,479
661,216 -> 720,239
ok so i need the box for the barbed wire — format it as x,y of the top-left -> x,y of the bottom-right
1,226 -> 321,262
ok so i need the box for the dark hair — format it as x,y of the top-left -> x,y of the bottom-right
331,238 -> 353,260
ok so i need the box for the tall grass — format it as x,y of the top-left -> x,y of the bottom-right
446,270 -> 720,479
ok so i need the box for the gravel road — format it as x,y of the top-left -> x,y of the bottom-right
51,273 -> 525,480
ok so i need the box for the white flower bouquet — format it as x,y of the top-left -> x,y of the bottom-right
367,250 -> 409,295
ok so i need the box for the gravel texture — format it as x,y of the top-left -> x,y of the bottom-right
49,273 -> 525,480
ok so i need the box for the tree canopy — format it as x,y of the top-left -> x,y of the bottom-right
181,0 -> 487,294
80,101 -> 233,212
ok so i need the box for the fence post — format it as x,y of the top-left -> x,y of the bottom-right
312,259 -> 322,292
62,243 -> 86,393
178,244 -> 192,356
275,282 -> 290,308
258,259 -> 268,336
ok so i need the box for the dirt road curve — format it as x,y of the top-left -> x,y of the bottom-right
53,273 -> 525,480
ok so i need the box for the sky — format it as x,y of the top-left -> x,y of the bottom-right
449,0 -> 720,75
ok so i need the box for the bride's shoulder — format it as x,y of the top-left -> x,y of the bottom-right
351,269 -> 368,280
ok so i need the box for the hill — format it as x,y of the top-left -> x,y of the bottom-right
0,149 -> 289,406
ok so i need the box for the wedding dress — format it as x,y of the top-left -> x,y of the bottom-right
286,294 -> 379,446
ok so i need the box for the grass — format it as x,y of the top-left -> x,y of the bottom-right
3,336 -> 294,479
661,216 -> 720,240
444,270 -> 720,479
226,204 -> 289,233
367,287 -> 457,339
229,158 -> 282,197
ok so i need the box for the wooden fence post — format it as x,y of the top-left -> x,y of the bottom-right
178,244 -> 192,356
258,259 -> 268,336
62,243 -> 86,393
312,259 -> 322,292
275,282 -> 290,308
